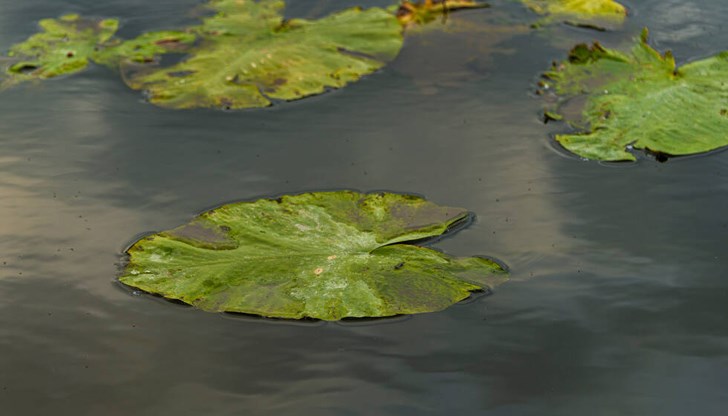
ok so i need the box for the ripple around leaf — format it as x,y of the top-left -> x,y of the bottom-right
539,29 -> 728,162
120,191 -> 507,321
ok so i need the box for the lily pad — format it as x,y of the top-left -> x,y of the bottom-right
1,14 -> 118,88
523,0 -> 626,27
120,191 -> 507,320
1,1 -> 487,108
539,29 -> 728,161
121,0 -> 405,109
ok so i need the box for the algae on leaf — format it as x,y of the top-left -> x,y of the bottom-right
1,14 -> 118,88
120,191 -> 507,321
123,0 -> 405,109
523,0 -> 626,27
539,29 -> 728,161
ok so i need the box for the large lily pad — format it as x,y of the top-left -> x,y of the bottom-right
1,14 -> 118,88
539,29 -> 728,161
523,0 -> 626,27
120,192 -> 507,320
122,0 -> 405,109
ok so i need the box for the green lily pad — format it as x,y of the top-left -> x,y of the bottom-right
121,0 -> 405,109
1,14 -> 118,88
539,29 -> 728,161
523,0 -> 626,28
120,191 -> 507,320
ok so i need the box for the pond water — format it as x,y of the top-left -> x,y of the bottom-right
1,0 -> 727,414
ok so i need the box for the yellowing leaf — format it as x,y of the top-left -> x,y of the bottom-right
524,0 -> 626,27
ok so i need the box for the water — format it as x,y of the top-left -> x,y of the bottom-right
1,0 -> 728,414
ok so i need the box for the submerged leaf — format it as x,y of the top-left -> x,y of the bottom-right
540,29 -> 728,161
523,0 -> 626,27
393,7 -> 529,95
1,14 -> 118,88
120,191 -> 507,320
122,0 -> 405,109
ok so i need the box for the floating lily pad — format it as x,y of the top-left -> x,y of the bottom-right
1,14 -> 118,88
539,29 -> 728,161
524,0 -> 626,28
1,1 -> 487,108
121,0 -> 405,109
120,192 -> 507,320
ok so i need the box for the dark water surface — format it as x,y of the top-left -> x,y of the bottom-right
2,0 -> 728,414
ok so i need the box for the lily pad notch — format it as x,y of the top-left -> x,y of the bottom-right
119,191 -> 508,321
538,28 -> 728,162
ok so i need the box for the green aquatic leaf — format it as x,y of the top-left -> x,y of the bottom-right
123,0 -> 405,109
0,1 -> 486,108
523,0 -> 626,26
1,14 -> 118,88
92,31 -> 197,67
120,191 -> 507,321
540,29 -> 728,161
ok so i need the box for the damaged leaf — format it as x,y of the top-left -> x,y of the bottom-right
120,191 -> 507,320
540,29 -> 728,161
396,0 -> 488,26
1,14 -> 118,88
1,0 -> 487,108
123,0 -> 405,109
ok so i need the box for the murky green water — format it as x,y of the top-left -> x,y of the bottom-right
1,1 -> 727,414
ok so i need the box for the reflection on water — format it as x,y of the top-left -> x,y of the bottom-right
1,0 -> 728,414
